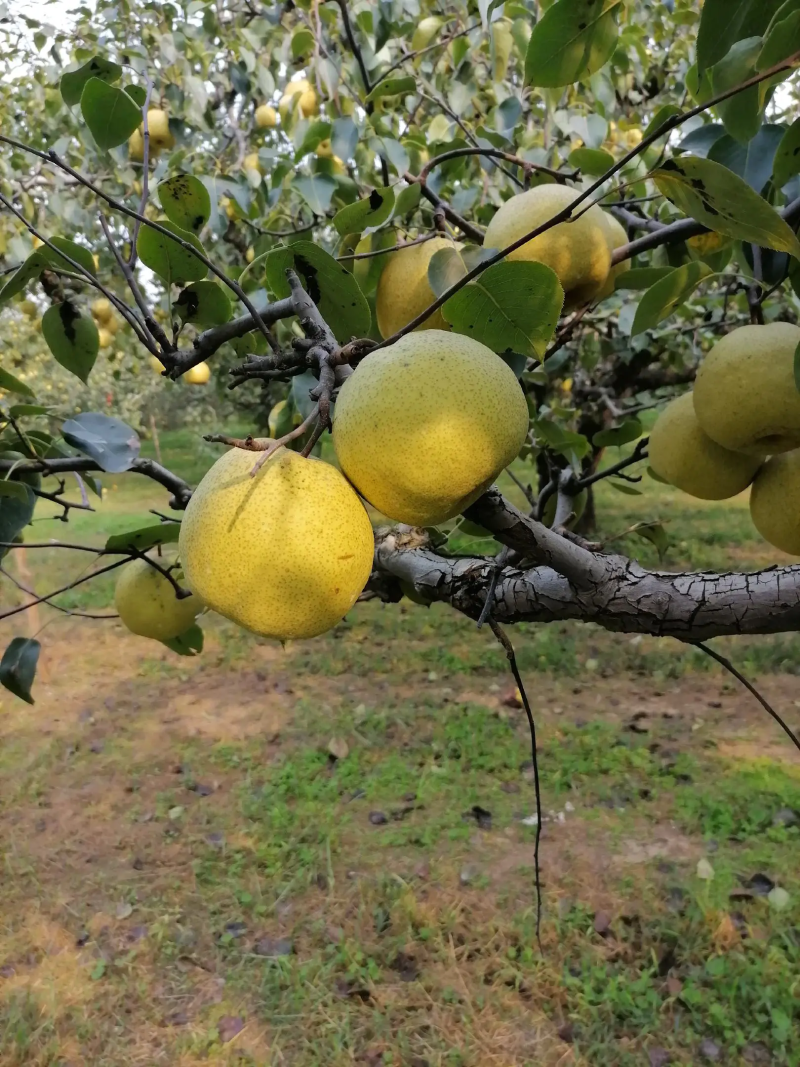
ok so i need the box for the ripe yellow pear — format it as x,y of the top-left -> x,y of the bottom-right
482,184 -> 611,308
255,103 -> 277,128
179,447 -> 374,641
693,323 -> 800,456
150,355 -> 166,373
316,138 -> 334,159
91,297 -> 113,323
146,108 -> 174,150
97,327 -> 112,349
332,331 -> 529,526
183,361 -> 211,385
331,155 -> 346,175
115,558 -> 202,641
279,79 -> 318,121
750,450 -> 800,554
594,213 -> 631,300
649,393 -> 761,500
245,246 -> 255,263
20,299 -> 38,319
375,236 -> 455,339
128,128 -> 145,162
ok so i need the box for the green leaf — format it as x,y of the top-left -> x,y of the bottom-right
568,147 -> 615,176
0,368 -> 35,398
105,522 -> 181,553
61,412 -> 140,473
158,175 -> 212,234
592,419 -> 643,448
291,26 -> 314,58
643,105 -> 683,139
707,125 -> 786,192
264,241 -> 370,344
292,174 -> 338,215
162,624 -> 204,657
41,302 -> 99,383
60,56 -> 122,106
773,117 -> 800,187
710,38 -> 769,144
365,76 -> 416,103
80,77 -> 142,150
614,266 -> 675,291
0,637 -> 41,704
0,253 -> 48,307
294,120 -> 333,162
8,405 -> 48,418
631,262 -> 714,336
42,237 -> 97,277
697,0 -> 786,73
393,183 -> 421,217
608,481 -> 642,496
0,481 -> 29,503
175,281 -> 232,327
427,247 -> 468,299
442,261 -> 564,360
333,187 -> 395,236
653,156 -> 800,257
630,521 -> 669,561
524,0 -> 621,88
136,222 -> 208,286
125,84 -> 147,107
758,8 -> 800,68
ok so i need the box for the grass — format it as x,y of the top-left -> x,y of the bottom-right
1,430 -> 800,1065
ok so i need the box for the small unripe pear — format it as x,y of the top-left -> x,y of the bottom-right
115,558 -> 202,641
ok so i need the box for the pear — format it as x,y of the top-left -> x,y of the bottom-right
595,213 -> 631,300
693,323 -> 800,455
375,236 -> 455,339
332,330 -> 529,526
750,449 -> 800,555
179,447 -> 374,640
114,558 -> 202,641
649,393 -> 761,499
482,184 -> 612,308
183,361 -> 211,385
255,103 -> 277,128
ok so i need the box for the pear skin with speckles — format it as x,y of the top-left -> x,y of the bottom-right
375,237 -> 455,339
332,330 -> 529,526
178,447 -> 374,641
114,558 -> 202,641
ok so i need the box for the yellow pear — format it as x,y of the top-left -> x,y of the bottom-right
255,103 -> 277,128
20,299 -> 38,319
179,447 -> 374,641
245,246 -> 255,263
220,196 -> 237,220
183,361 -> 211,385
750,450 -> 800,554
375,236 -> 455,339
91,298 -> 113,323
482,183 -> 611,308
128,127 -> 145,162
279,79 -> 319,121
649,393 -> 761,500
244,152 -> 262,173
332,155 -> 346,175
594,213 -> 631,300
150,355 -> 166,373
412,15 -> 442,51
97,327 -> 112,349
332,330 -> 529,526
693,323 -> 800,455
315,138 -> 334,159
146,108 -> 174,150
114,558 -> 202,641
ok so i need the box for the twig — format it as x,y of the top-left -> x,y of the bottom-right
204,406 -> 320,474
577,438 -> 649,490
692,642 -> 800,756
99,213 -> 173,354
336,233 -> 437,262
419,146 -> 575,185
128,75 -> 153,269
327,0 -> 372,94
0,565 -> 118,620
490,621 -> 543,951
0,557 -> 128,622
404,170 -> 484,243
370,21 -> 479,90
477,546 -> 510,629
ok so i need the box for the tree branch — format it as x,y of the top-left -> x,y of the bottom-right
0,456 -> 193,510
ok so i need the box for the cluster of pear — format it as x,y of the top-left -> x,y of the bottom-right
90,297 -> 120,350
116,332 -> 529,646
128,109 -> 174,162
649,323 -> 800,555
375,185 -> 630,339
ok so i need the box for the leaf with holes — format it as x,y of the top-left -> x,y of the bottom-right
41,237 -> 97,277
631,262 -> 713,336
593,420 -> 643,448
105,522 -> 181,553
653,156 -> 800,256
162,624 -> 204,657
524,0 -> 621,88
175,281 -> 232,327
292,174 -> 337,216
60,56 -> 122,106
0,638 -> 41,704
0,253 -> 48,307
263,241 -> 370,344
0,368 -> 35,398
80,77 -> 142,149
61,412 -> 140,473
137,222 -> 208,286
158,175 -> 211,234
366,76 -> 416,103
442,261 -> 563,360
41,303 -> 99,383
333,187 -> 395,236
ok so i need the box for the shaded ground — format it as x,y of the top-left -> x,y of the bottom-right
1,432 -> 800,1065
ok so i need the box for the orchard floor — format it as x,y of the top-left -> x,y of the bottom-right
1,431 -> 800,1066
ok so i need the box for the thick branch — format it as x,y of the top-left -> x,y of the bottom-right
167,298 -> 295,376
0,456 -> 193,509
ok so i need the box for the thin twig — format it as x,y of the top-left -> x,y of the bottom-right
0,566 -> 118,620
577,438 -> 649,490
0,558 -> 128,622
692,642 -> 800,756
490,621 -> 543,951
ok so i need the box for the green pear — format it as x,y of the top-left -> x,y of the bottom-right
750,449 -> 800,555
